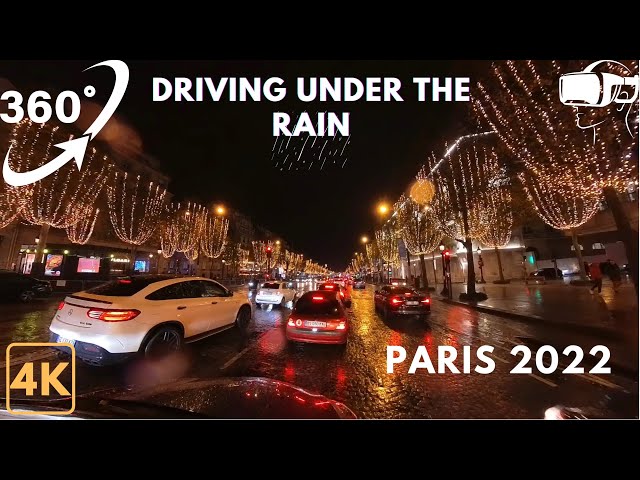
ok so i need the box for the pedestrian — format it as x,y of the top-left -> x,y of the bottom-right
606,259 -> 622,292
584,261 -> 591,278
589,261 -> 603,294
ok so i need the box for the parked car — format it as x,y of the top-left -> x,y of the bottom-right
317,282 -> 351,307
353,279 -> 366,289
0,270 -> 52,303
48,275 -> 252,366
255,281 -> 297,309
374,285 -> 430,321
286,290 -> 349,345
530,268 -> 563,280
389,277 -> 407,286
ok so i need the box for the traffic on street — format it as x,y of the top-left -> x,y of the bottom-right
1,279 -> 636,419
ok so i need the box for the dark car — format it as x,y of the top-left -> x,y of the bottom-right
0,270 -> 52,303
353,279 -> 366,289
374,285 -> 430,321
530,268 -> 563,280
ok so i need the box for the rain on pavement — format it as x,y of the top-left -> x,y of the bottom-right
0,283 -> 637,419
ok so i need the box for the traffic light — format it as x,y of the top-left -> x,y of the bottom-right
444,250 -> 451,266
266,245 -> 273,258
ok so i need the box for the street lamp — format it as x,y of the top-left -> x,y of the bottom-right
215,205 -> 226,216
35,237 -> 40,245
477,246 -> 485,284
361,235 -> 368,244
275,240 -> 281,245
377,203 -> 389,216
222,259 -> 226,280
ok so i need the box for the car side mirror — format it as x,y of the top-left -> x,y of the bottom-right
227,290 -> 234,297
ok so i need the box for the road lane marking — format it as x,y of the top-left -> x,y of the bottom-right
528,373 -> 557,387
488,353 -> 510,364
581,373 -> 625,390
219,345 -> 253,370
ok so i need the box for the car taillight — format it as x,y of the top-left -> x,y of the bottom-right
421,298 -> 430,304
336,321 -> 346,330
390,296 -> 404,305
57,301 -> 65,310
87,308 -> 141,322
312,296 -> 325,301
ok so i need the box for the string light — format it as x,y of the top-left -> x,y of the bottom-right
394,194 -> 442,256
375,227 -> 400,267
251,240 -> 268,267
420,136 -> 500,243
107,170 -> 167,246
200,214 -> 229,259
0,186 -> 20,229
474,60 -> 638,200
66,206 -> 100,245
12,120 -> 111,229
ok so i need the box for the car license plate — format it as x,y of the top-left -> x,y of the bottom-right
305,321 -> 327,328
406,301 -> 419,306
56,336 -> 76,346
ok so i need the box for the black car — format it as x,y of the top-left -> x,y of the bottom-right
0,270 -> 52,303
374,285 -> 431,321
530,268 -> 563,280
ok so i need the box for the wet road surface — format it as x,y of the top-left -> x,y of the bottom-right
1,284 -> 637,418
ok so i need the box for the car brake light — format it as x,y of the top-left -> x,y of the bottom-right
57,301 -> 65,310
312,296 -> 324,301
118,279 -> 132,284
287,318 -> 296,327
340,291 -> 345,297
421,298 -> 430,304
336,321 -> 346,330
391,297 -> 404,305
87,308 -> 141,322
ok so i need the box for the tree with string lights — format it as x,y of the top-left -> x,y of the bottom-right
9,120 -> 111,260
365,238 -> 382,283
200,214 -> 229,259
66,206 -> 100,245
0,185 -> 20,229
474,59 -> 639,290
107,170 -> 167,268
394,194 -> 442,289
421,134 -> 501,299
375,226 -> 400,281
477,182 -> 514,283
251,241 -> 268,270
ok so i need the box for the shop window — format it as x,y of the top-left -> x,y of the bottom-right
592,242 -> 605,251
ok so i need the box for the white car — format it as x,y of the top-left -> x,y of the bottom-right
48,275 -> 252,366
255,281 -> 297,309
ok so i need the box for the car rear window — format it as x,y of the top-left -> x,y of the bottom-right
262,283 -> 280,289
86,277 -> 171,296
294,293 -> 342,316
390,286 -> 414,294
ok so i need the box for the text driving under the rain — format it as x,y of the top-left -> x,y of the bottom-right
152,76 -> 471,136
387,345 -> 612,375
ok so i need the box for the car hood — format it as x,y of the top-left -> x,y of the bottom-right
102,377 -> 357,419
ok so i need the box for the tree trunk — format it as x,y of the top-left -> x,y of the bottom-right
603,187 -> 638,295
419,253 -> 429,290
495,246 -> 505,282
130,246 -> 138,274
570,229 -> 588,280
38,224 -> 51,263
405,249 -> 412,283
465,238 -> 476,295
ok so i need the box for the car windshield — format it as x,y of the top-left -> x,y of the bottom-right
85,276 -> 174,296
294,294 -> 342,316
262,283 -> 280,289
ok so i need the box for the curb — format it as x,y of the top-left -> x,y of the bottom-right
438,298 -> 625,341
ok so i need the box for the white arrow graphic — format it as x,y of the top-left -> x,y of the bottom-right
2,60 -> 129,187
2,136 -> 90,187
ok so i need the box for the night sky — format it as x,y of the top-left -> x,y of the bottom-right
1,60 -> 489,270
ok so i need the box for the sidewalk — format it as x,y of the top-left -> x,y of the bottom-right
440,280 -> 638,376
443,280 -> 637,336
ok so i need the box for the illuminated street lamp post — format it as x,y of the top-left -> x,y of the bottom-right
222,259 -> 226,280
477,246 -> 485,284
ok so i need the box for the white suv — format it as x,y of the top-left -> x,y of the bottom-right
255,281 -> 297,309
49,275 -> 252,366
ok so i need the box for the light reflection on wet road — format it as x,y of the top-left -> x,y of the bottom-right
0,284 -> 637,418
